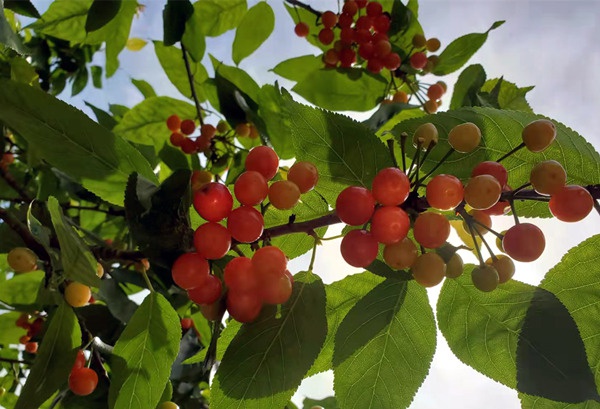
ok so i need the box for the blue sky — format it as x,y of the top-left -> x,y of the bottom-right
24,1 -> 600,408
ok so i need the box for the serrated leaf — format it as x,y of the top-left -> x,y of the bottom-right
108,292 -> 181,409
368,104 -> 424,136
211,272 -> 327,408
520,394 -> 600,409
333,281 -> 436,409
271,55 -> 322,83
97,279 -> 138,324
47,196 -> 101,288
188,0 -> 247,37
85,0 -> 122,32
211,55 -> 260,103
393,107 -> 600,217
433,21 -> 504,75
162,0 -> 193,46
292,68 -> 388,112
232,2 -> 274,65
284,89 -> 393,204
450,64 -> 487,109
126,37 -> 147,51
257,84 -> 295,160
154,41 -> 208,101
437,267 -> 536,388
481,78 -> 534,112
0,79 -> 157,205
0,271 -> 44,308
85,102 -> 118,130
15,301 -> 81,409
4,0 -> 40,18
113,96 -> 196,149
131,79 -> 156,99
539,235 -> 600,394
0,1 -> 28,54
516,287 -> 598,403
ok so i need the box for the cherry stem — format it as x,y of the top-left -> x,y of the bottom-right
283,0 -> 321,17
387,138 -> 399,168
181,44 -> 204,126
594,200 -> 600,217
510,183 -> 532,197
509,199 -> 520,225
411,142 -> 436,188
496,142 -> 525,163
399,132 -> 408,173
463,214 -> 485,265
416,147 -> 454,185
473,226 -> 496,261
308,239 -> 318,271
406,142 -> 421,180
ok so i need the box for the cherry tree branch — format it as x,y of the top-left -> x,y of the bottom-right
0,207 -> 50,262
283,0 -> 322,17
0,166 -> 31,202
181,44 -> 204,125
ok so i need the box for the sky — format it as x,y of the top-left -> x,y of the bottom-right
15,1 -> 600,409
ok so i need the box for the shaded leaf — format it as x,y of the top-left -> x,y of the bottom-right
97,279 -> 138,324
433,21 -> 505,75
91,65 -> 102,88
232,2 -> 274,65
86,0 -> 122,32
0,1 -> 28,54
481,78 -> 534,113
333,281 -> 435,409
0,79 -> 157,206
131,79 -> 156,99
85,102 -> 118,130
71,67 -> 88,96
0,312 -> 25,344
211,272 -> 327,408
15,301 -> 81,409
108,292 -> 181,409
4,0 -> 40,18
292,68 -> 388,112
163,0 -> 193,46
303,396 -> 338,409
450,64 -> 487,109
0,271 -> 45,308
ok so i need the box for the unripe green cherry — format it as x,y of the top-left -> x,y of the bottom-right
485,255 -> 515,284
7,247 -> 38,273
445,253 -> 464,278
522,119 -> 556,152
412,123 -> 438,150
471,265 -> 499,292
447,122 -> 481,153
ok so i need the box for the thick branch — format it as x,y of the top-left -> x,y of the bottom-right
91,246 -> 145,262
283,0 -> 322,17
181,44 -> 204,125
261,212 -> 341,240
0,207 -> 50,262
505,184 -> 600,202
0,166 -> 31,202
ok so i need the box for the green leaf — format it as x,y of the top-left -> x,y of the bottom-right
449,64 -> 487,109
520,394 -> 600,409
211,55 -> 260,103
0,1 -> 28,54
211,272 -> 327,408
189,0 -> 247,37
131,79 -> 156,99
257,84 -> 295,160
90,65 -> 102,88
97,279 -> 138,324
302,397 -> 338,409
0,271 -> 44,308
182,12 -> 206,62
113,96 -> 196,149
333,281 -> 436,409
393,107 -> 600,217
108,292 -> 181,409
481,78 -> 534,112
539,235 -> 600,394
516,287 -> 598,403
71,67 -> 88,96
433,21 -> 505,75
309,272 -> 383,376
271,55 -> 322,83
0,79 -> 157,206
85,102 -> 118,130
162,0 -> 193,46
232,2 -> 274,65
284,89 -> 393,204
367,104 -> 425,137
85,0 -> 122,32
9,55 -> 39,85
30,0 -> 90,44
4,0 -> 41,18
15,301 -> 81,409
47,196 -> 101,288
0,312 -> 25,344
154,41 -> 209,101
437,268 -> 536,388
159,143 -> 192,171
292,68 -> 388,112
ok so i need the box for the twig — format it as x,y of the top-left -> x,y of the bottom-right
283,0 -> 321,17
0,166 -> 31,202
261,212 -> 341,241
0,207 -> 50,262
181,44 -> 204,125
0,357 -> 32,365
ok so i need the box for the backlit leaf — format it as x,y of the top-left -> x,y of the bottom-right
232,2 -> 274,65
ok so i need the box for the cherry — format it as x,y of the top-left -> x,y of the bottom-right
194,222 -> 231,260
522,119 -> 556,152
169,132 -> 185,147
180,137 -> 196,154
485,255 -> 515,284
463,174 -> 502,210
366,1 -> 383,17
340,229 -> 378,268
191,170 -> 212,192
335,186 -> 375,226
260,273 -> 293,305
342,0 -> 358,16
227,291 -> 262,323
471,265 -> 499,292
252,246 -> 287,279
549,185 -> 594,222
188,275 -> 222,305
245,146 -> 279,181
373,14 -> 391,33
337,12 -> 353,28
412,34 -> 426,48
427,83 -> 445,101
463,209 -> 492,236
180,119 -> 196,135
366,58 -> 384,74
64,282 -> 91,308
69,367 -> 98,396
392,91 -> 409,104
158,402 -> 180,409
180,317 -> 193,330
410,52 -> 428,70
323,49 -> 340,66
423,100 -> 438,114
193,182 -> 233,222
227,206 -> 264,243
412,123 -> 438,150
383,53 -> 401,70
502,223 -> 545,262
25,341 -> 38,354
166,114 -> 181,132
7,247 -> 38,273
318,28 -> 334,45
294,22 -> 309,37
73,349 -> 86,369
481,184 -> 511,216
321,11 -> 337,29
234,171 -> 268,206
411,253 -> 446,287
371,167 -> 410,206
426,38 -> 441,52
426,174 -> 464,211
269,180 -> 301,210
171,252 -> 210,290
370,206 -> 410,244
413,212 -> 450,249
445,253 -> 464,278
471,161 -> 508,187
383,237 -> 418,270
235,123 -> 251,137
529,160 -> 566,195
224,257 -> 257,293
287,161 -> 319,193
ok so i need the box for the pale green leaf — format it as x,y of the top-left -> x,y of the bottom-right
189,0 -> 247,37
0,271 -> 45,308
154,41 -> 208,101
232,2 -> 274,65
271,55 -> 322,83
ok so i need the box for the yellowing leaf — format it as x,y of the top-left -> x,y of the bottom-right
126,37 -> 147,51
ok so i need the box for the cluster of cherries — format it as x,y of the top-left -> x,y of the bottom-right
335,118 -> 595,291
171,145 -> 319,323
15,312 -> 43,354
294,0 -> 401,73
68,349 -> 98,396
